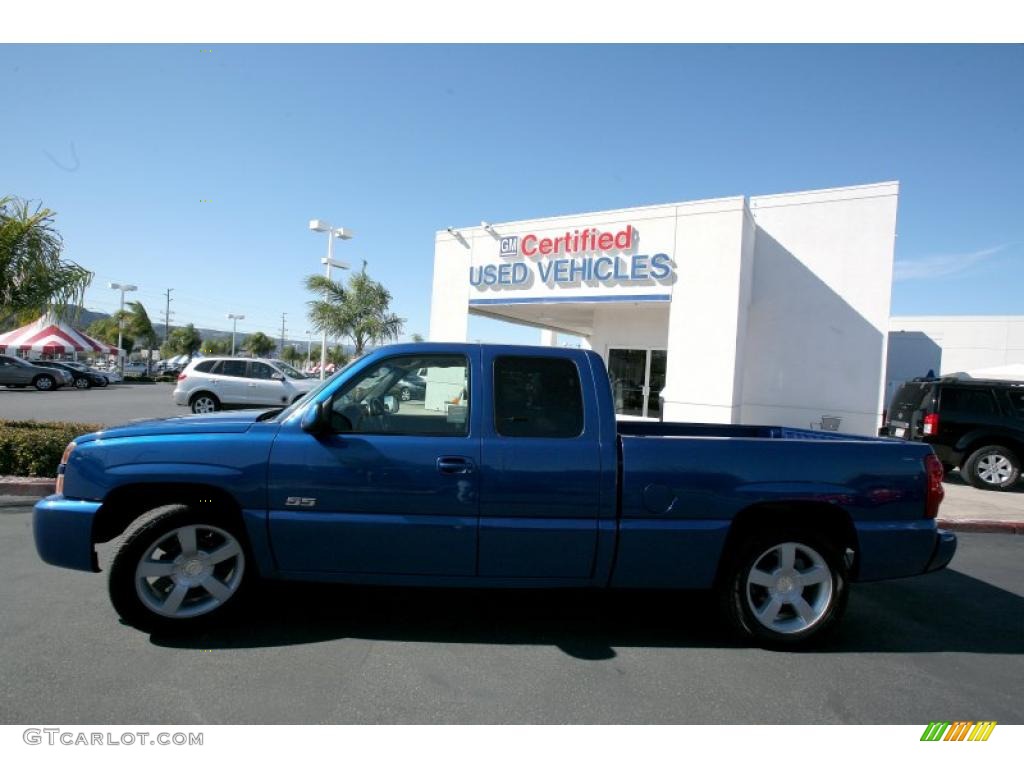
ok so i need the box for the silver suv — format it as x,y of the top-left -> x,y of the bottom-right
0,355 -> 72,391
172,357 -> 318,413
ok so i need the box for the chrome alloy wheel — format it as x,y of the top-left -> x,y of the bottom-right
977,453 -> 1014,485
192,395 -> 217,413
75,377 -> 89,389
134,524 -> 245,619
745,541 -> 833,635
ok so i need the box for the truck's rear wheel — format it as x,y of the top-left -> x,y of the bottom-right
109,506 -> 251,633
719,530 -> 848,648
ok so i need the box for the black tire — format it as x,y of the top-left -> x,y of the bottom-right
190,392 -> 220,414
718,528 -> 848,649
963,445 -> 1021,491
97,378 -> 109,388
400,387 -> 411,401
74,377 -> 91,390
32,374 -> 56,391
108,506 -> 252,633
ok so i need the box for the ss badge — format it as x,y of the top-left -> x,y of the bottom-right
285,497 -> 317,507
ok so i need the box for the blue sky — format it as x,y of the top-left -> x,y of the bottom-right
2,44 -> 1021,345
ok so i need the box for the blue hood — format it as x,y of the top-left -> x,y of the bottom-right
74,410 -> 268,444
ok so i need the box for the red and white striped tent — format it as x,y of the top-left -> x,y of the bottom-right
0,314 -> 120,357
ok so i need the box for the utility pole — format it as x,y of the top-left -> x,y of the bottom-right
279,313 -> 287,358
162,288 -> 174,345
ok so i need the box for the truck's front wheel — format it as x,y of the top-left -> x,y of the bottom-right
719,530 -> 848,648
109,506 -> 251,633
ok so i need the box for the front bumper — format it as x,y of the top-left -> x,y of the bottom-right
33,496 -> 102,572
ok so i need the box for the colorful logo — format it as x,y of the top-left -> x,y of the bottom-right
920,721 -> 997,741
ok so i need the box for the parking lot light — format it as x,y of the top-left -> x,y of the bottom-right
108,282 -> 137,375
227,313 -> 245,356
309,219 -> 353,379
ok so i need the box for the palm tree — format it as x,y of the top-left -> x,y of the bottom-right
304,262 -> 404,357
88,314 -> 134,355
162,323 -> 202,361
242,331 -> 275,358
124,301 -> 159,372
0,195 -> 93,326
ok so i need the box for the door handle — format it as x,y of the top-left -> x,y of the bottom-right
437,456 -> 475,475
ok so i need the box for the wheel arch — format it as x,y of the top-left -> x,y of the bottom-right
188,389 -> 219,404
92,482 -> 246,545
957,433 -> 1024,464
716,500 -> 858,584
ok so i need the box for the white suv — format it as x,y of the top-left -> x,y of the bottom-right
173,357 -> 319,413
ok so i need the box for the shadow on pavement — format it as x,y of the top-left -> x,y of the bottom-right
150,567 -> 1024,659
943,470 -> 1024,494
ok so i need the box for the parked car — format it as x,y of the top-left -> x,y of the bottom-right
35,343 -> 954,645
0,355 -> 70,390
34,361 -> 108,389
122,362 -> 148,378
883,376 -> 1024,490
172,357 -> 318,413
63,360 -> 119,385
389,372 -> 426,401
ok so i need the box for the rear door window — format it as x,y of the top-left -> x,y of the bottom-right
494,356 -> 584,438
218,360 -> 248,378
1005,390 -> 1024,418
940,387 -> 998,416
194,360 -> 218,373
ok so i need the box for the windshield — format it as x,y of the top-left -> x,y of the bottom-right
272,360 -> 308,379
271,359 -> 360,421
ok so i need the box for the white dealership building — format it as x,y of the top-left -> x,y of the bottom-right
429,181 -> 901,435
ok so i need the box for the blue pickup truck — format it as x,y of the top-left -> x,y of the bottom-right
34,343 -> 955,646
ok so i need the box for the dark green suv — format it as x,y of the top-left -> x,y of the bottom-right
884,377 -> 1024,491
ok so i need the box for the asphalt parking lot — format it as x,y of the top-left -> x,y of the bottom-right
0,501 -> 1020,724
0,381 -> 183,424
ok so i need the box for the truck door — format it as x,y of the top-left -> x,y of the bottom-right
477,350 -> 602,580
267,350 -> 480,576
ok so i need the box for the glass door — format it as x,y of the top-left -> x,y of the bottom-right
607,349 -> 647,417
608,348 -> 666,418
647,350 -> 667,420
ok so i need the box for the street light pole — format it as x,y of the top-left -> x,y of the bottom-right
108,282 -> 137,374
309,219 -> 353,380
227,314 -> 245,356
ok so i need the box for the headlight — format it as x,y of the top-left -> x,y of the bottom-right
55,442 -> 76,495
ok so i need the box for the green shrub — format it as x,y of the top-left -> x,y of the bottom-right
0,420 -> 105,477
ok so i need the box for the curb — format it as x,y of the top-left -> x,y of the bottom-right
937,519 -> 1023,535
0,479 -> 55,497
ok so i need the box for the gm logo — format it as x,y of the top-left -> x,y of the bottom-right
499,235 -> 519,257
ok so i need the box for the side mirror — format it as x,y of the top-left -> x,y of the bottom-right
271,372 -> 285,381
300,401 -> 326,434
384,394 -> 399,413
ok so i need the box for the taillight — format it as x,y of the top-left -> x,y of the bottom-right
922,412 -> 940,435
177,374 -> 187,381
924,453 -> 944,519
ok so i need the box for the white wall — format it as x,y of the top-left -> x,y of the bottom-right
661,196 -> 749,423
428,234 -> 472,341
739,182 -> 900,435
884,317 -> 1024,406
